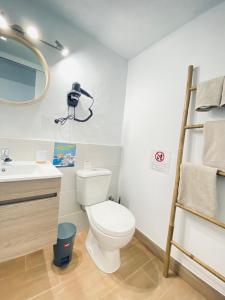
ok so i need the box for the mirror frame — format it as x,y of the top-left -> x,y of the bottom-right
0,29 -> 50,105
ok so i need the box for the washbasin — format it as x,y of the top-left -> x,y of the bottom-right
0,161 -> 62,182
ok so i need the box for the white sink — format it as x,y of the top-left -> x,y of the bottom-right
0,161 -> 62,182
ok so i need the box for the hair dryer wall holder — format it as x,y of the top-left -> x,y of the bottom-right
54,82 -> 94,125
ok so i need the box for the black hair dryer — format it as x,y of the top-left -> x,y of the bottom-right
55,82 -> 94,125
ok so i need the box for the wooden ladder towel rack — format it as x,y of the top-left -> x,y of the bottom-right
163,65 -> 225,283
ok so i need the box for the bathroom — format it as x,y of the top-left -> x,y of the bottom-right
0,0 -> 224,299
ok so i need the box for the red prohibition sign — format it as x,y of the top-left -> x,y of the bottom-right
155,151 -> 165,162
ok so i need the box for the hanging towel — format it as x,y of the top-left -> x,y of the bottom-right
220,81 -> 225,107
203,120 -> 225,171
195,76 -> 224,111
178,162 -> 217,217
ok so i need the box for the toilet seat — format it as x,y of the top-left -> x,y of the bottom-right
87,201 -> 135,237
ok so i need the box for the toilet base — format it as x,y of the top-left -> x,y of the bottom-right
85,229 -> 120,273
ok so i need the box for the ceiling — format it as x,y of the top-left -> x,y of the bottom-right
38,0 -> 224,59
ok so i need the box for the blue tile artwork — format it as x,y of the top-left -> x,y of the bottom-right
53,142 -> 76,168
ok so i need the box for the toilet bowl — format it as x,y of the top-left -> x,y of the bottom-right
76,168 -> 135,273
86,200 -> 135,273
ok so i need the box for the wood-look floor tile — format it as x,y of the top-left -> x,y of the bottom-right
100,258 -> 170,300
0,263 -> 59,300
0,256 -> 25,281
113,240 -> 154,281
0,231 -> 207,300
26,250 -> 47,270
33,268 -> 111,300
59,268 -> 111,299
55,249 -> 97,284
29,285 -> 64,300
158,277 -> 206,300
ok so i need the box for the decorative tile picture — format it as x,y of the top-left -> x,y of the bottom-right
53,142 -> 76,168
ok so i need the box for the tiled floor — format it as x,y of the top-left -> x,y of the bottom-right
0,231 -> 205,300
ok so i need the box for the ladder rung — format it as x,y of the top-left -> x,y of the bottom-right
218,170 -> 225,176
185,124 -> 204,129
190,86 -> 197,91
175,203 -> 225,229
171,240 -> 225,282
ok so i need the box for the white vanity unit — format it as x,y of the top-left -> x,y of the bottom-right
0,161 -> 62,263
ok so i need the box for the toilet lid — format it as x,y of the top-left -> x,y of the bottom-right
88,201 -> 135,237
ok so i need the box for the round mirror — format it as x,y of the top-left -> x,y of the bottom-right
0,31 -> 49,104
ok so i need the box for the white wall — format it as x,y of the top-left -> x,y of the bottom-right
119,3 -> 225,295
0,0 -> 127,145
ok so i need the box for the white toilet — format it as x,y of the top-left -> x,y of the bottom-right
76,168 -> 135,273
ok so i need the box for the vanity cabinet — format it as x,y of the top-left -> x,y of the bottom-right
0,178 -> 61,262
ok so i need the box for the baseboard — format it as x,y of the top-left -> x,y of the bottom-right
135,229 -> 224,300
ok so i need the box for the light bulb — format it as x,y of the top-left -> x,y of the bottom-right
61,48 -> 69,57
0,14 -> 9,30
26,26 -> 39,40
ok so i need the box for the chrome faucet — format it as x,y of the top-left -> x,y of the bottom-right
0,148 -> 12,163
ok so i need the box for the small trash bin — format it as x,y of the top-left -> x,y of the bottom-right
53,222 -> 76,267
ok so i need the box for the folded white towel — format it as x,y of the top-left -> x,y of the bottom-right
178,162 -> 217,217
203,120 -> 225,171
195,76 -> 224,111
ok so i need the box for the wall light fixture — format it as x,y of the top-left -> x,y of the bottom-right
26,26 -> 40,40
0,10 -> 69,56
0,12 -> 9,30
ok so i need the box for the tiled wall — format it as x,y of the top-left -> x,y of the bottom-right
0,138 -> 121,232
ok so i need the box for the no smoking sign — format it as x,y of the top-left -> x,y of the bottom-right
151,149 -> 170,173
155,151 -> 165,162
